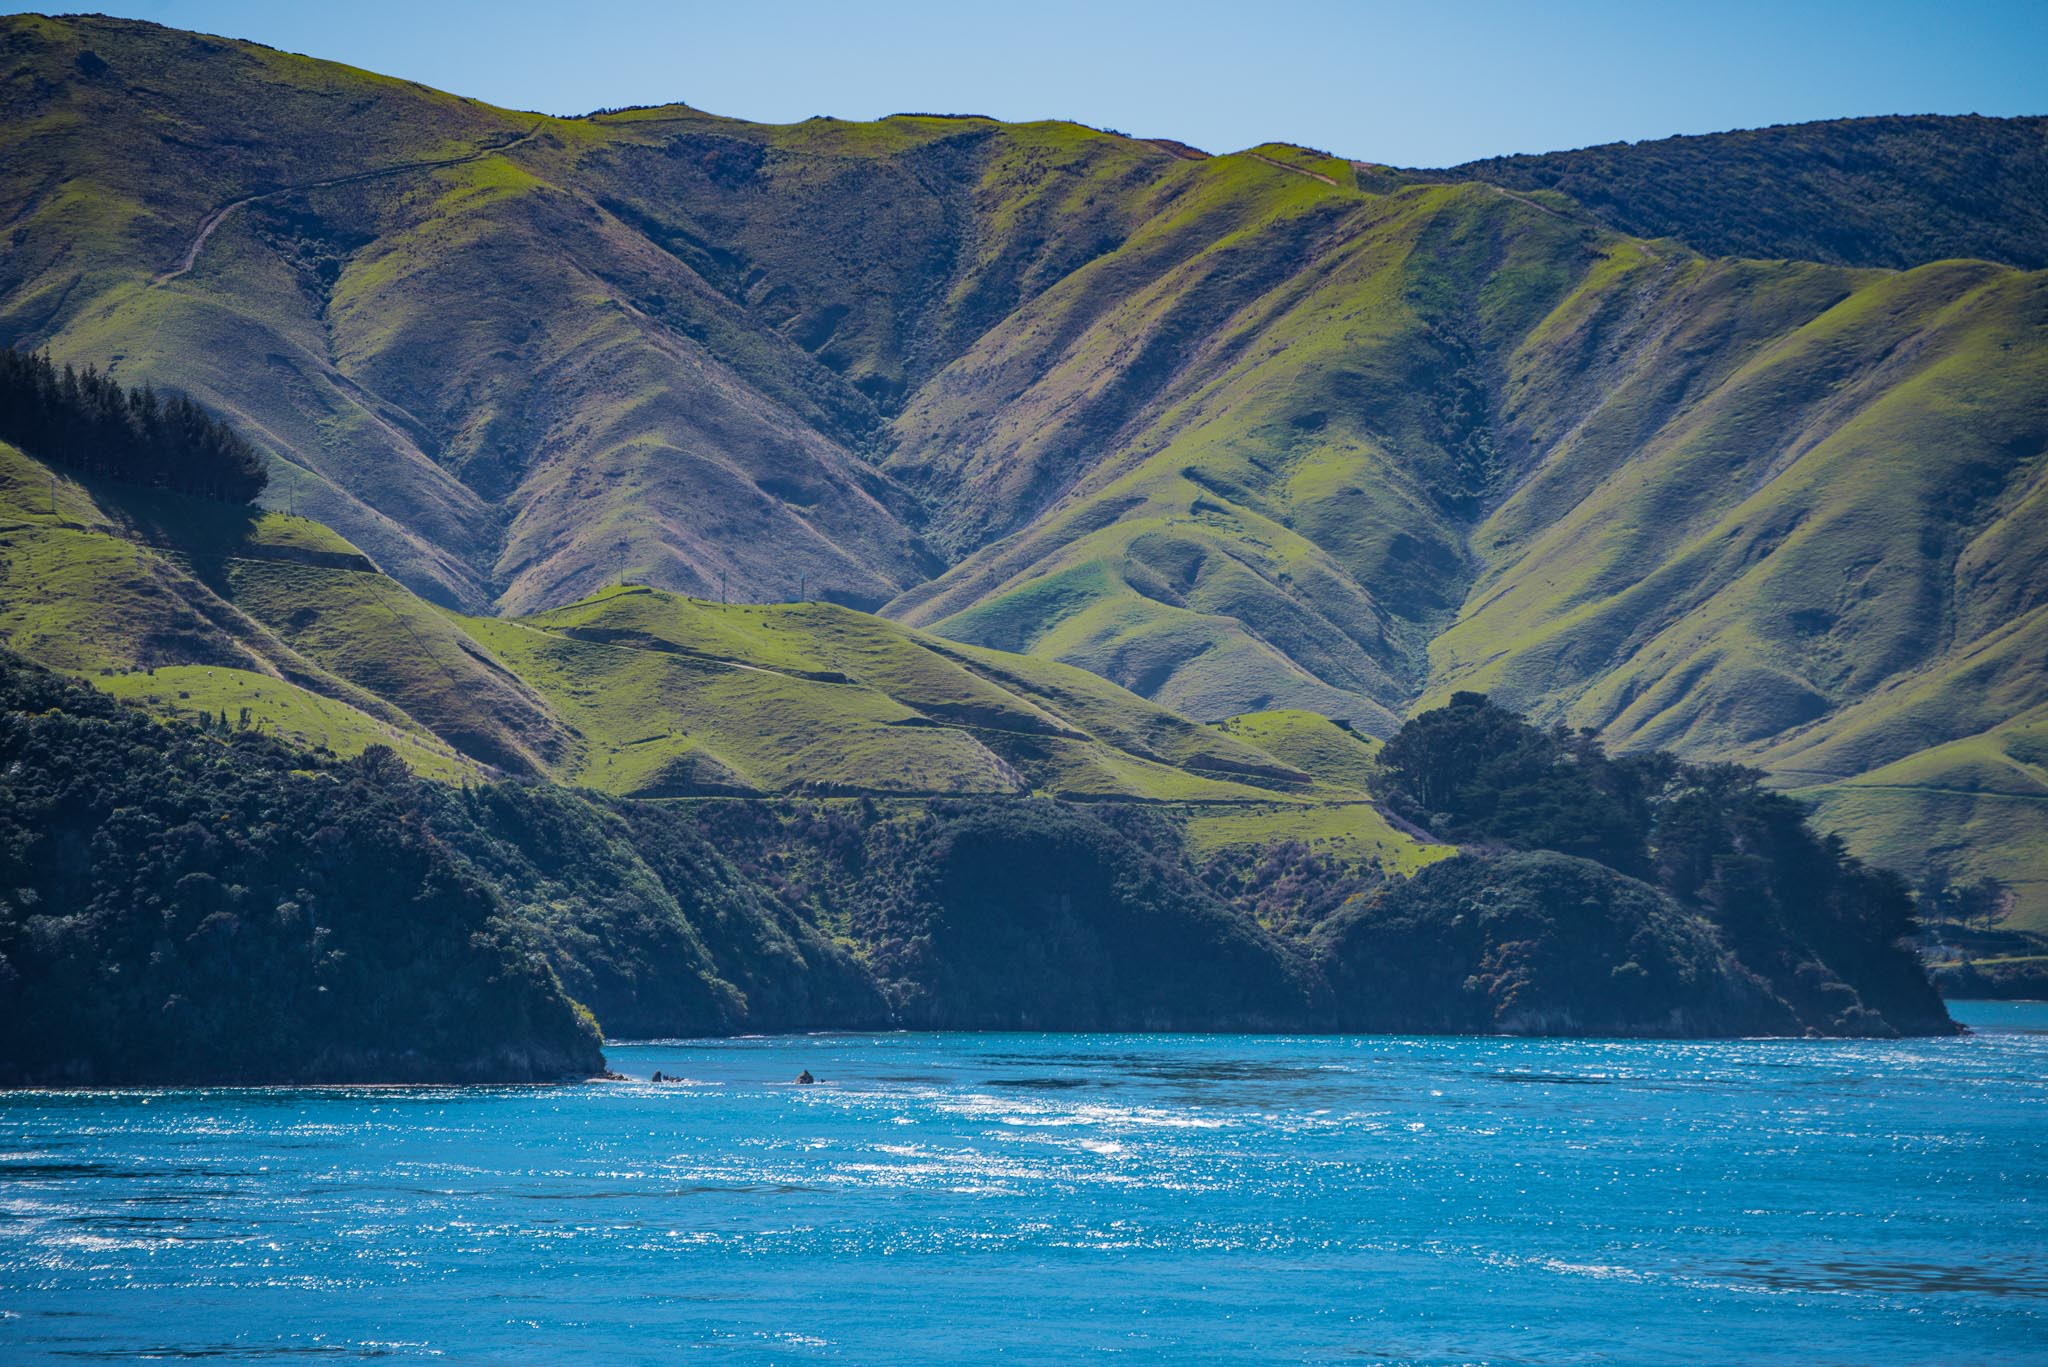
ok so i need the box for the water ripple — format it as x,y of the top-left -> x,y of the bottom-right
1,1004 -> 2043,1363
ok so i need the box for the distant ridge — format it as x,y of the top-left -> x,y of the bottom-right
0,14 -> 2041,922
1419,114 -> 2048,269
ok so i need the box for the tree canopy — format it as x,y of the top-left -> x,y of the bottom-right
1369,692 -> 1941,1034
0,653 -> 596,1084
0,347 -> 267,502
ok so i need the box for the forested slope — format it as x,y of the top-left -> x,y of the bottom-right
0,653 -> 1953,1085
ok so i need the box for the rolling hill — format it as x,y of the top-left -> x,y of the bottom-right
1,14 -> 2041,920
0,438 -> 1441,876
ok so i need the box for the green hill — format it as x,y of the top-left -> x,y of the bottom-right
1,14 -> 2040,919
1210,709 -> 1384,794
0,649 -> 1955,1083
0,440 -> 1453,869
449,587 -> 1314,801
1416,115 -> 2048,270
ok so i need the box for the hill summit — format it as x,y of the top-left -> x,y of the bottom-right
1,14 -> 2043,920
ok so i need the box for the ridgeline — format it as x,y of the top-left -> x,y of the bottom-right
3,17 -> 2039,921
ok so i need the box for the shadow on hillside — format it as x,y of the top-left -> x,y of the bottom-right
78,473 -> 269,599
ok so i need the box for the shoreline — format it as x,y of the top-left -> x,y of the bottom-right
4,1013 -> 2007,1092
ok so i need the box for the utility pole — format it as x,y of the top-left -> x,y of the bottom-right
798,572 -> 806,602
720,568 -> 728,606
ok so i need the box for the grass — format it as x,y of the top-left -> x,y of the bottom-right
452,611 -> 1021,796
0,443 -> 307,676
1798,782 -> 2048,935
0,522 -> 181,672
94,664 -> 484,781
462,589 -> 1297,802
3,15 -> 2040,909
216,558 -> 576,776
1788,706 -> 2048,933
511,586 -> 1310,797
890,181 -> 1594,733
1209,709 -> 1384,795
1178,802 -> 1453,876
0,443 -> 1381,809
0,441 -> 568,777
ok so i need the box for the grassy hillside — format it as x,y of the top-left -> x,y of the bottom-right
1210,709 -> 1383,794
449,590 -> 1304,801
0,442 -> 499,769
1179,802 -> 1450,878
0,443 -> 1457,879
1,15 -> 2039,917
91,664 -> 481,782
1790,707 -> 2048,934
1418,115 -> 2048,270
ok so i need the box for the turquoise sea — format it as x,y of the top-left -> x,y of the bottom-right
3,1001 -> 2044,1363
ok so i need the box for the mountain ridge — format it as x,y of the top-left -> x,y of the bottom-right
1418,114 -> 2048,271
2,13 -> 2041,920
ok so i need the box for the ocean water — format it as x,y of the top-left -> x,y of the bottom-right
2,1003 -> 2044,1364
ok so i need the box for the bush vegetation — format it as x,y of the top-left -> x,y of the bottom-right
1364,692 -> 1951,1035
0,655 -> 1957,1082
0,653 -> 598,1083
1431,114 -> 2048,270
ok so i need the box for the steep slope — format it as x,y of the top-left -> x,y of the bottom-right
0,442 -> 1438,827
2,15 -> 2040,915
1426,260 -> 2048,740
1419,115 -> 2048,270
882,174 -> 1585,723
867,165 -> 2044,912
1,14 -> 940,612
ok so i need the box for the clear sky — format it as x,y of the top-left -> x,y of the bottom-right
40,0 -> 2048,166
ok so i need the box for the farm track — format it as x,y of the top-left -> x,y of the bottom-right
156,122 -> 547,284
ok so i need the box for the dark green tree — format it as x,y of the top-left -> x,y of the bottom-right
1371,692 -> 1650,872
0,347 -> 267,502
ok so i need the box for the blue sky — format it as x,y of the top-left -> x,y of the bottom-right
48,0 -> 2048,165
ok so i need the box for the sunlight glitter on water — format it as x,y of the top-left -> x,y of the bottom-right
1,1005 -> 2044,1363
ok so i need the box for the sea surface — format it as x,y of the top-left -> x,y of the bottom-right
2,1002 -> 2044,1364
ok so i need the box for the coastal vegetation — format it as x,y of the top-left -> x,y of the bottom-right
0,653 -> 600,1084
0,648 -> 1953,1083
1362,693 -> 1951,1036
3,16 -> 2038,919
0,16 -> 2026,1080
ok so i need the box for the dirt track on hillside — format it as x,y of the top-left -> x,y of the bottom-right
156,122 -> 547,284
